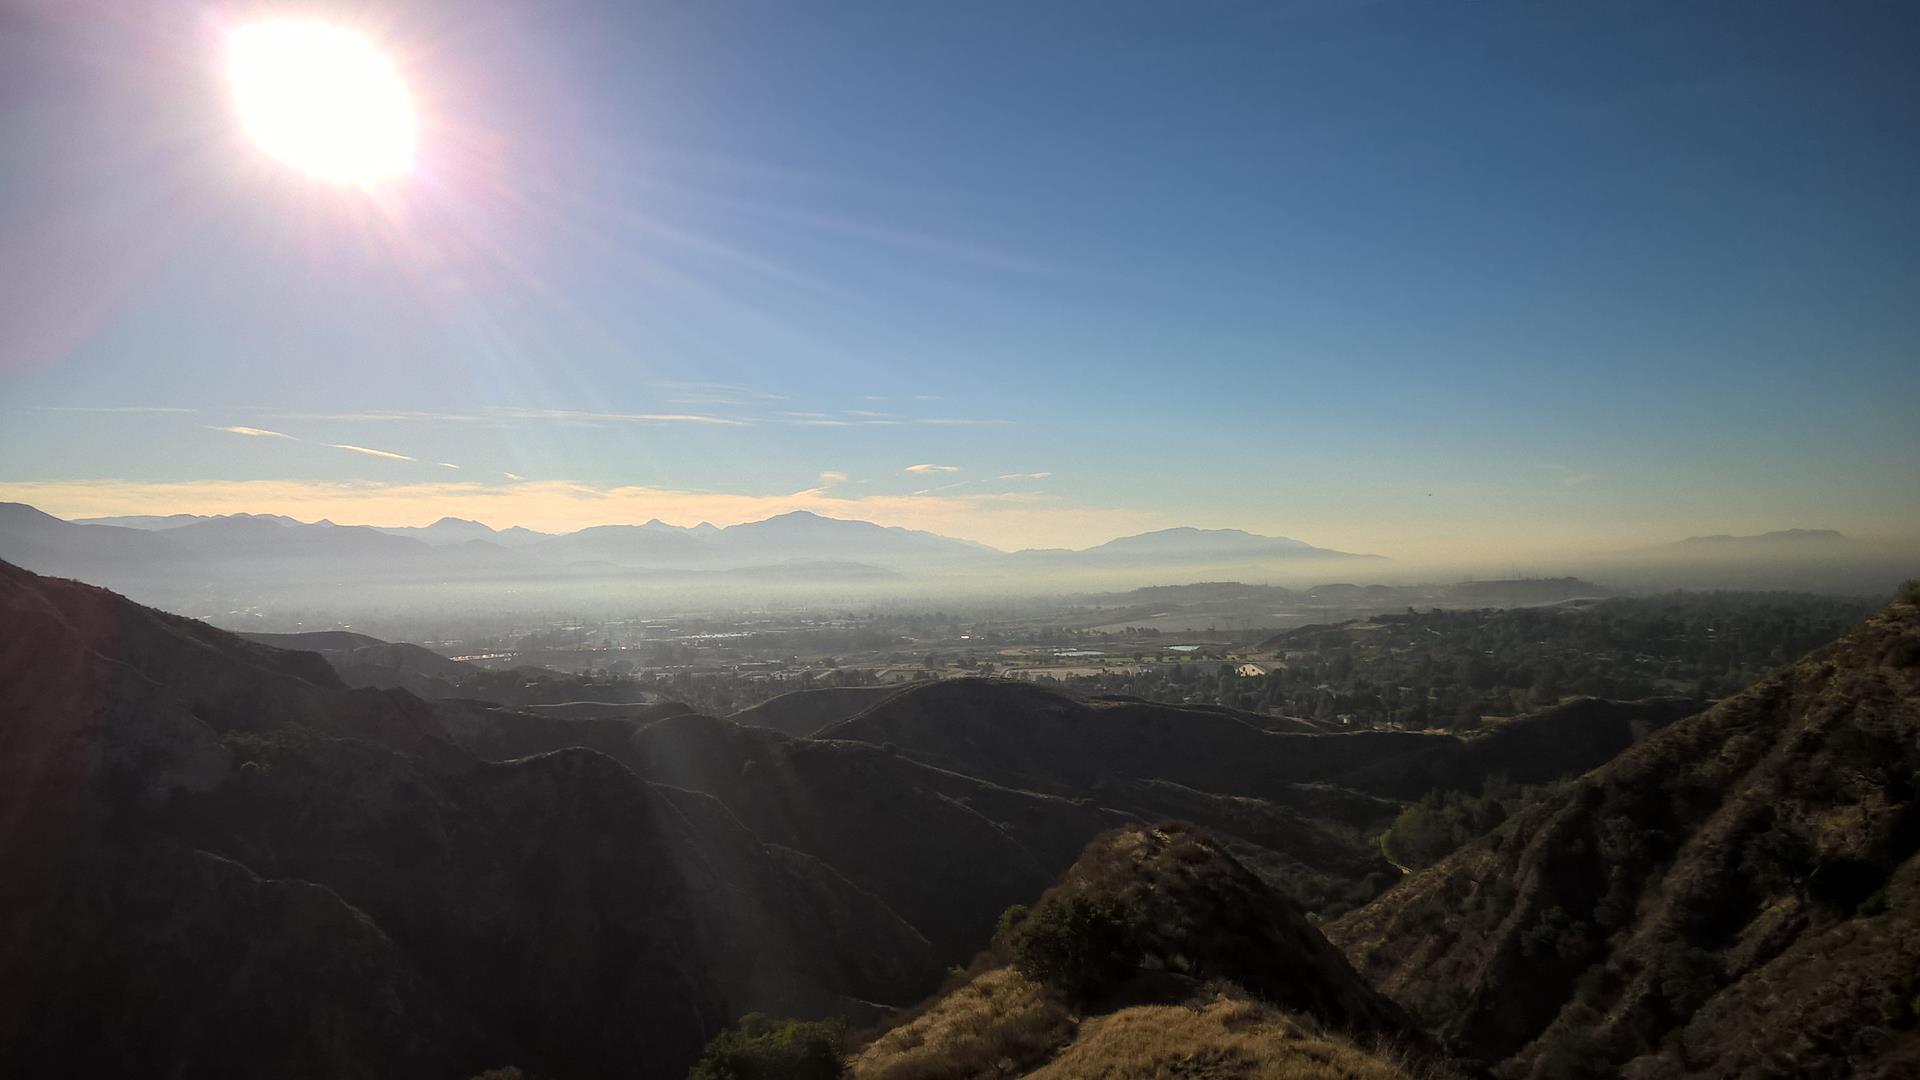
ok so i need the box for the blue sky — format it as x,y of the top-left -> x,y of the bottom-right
1,0 -> 1915,557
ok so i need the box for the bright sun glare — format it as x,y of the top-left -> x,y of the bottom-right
228,21 -> 417,185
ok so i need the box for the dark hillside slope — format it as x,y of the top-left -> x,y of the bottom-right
1329,592 -> 1920,1079
0,561 -> 932,1080
629,712 -> 1129,957
403,690 -> 1130,963
1329,696 -> 1703,800
731,684 -> 905,737
815,678 -> 1695,915
818,677 -> 1435,800
824,678 -> 1691,805
241,629 -> 478,698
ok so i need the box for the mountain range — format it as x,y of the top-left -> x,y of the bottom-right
65,507 -> 1366,565
0,502 -> 1381,609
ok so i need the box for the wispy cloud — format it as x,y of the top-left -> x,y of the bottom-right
503,471 -> 525,481
246,409 -> 492,424
34,405 -> 198,415
1539,464 -> 1596,489
905,463 -> 961,474
438,462 -> 461,470
652,381 -> 784,407
818,470 -> 849,484
488,407 -> 750,427
210,425 -> 295,440
998,471 -> 1053,481
230,402 -> 996,429
330,443 -> 416,462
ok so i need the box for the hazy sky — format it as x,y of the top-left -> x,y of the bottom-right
1,1 -> 1916,558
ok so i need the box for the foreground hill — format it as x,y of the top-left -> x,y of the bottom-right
849,823 -> 1422,1079
1330,589 -> 1920,1078
0,560 -> 934,1079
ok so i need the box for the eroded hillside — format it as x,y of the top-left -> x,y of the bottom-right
1330,590 -> 1920,1078
848,823 -> 1429,1080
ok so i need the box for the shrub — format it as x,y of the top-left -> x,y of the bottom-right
1011,894 -> 1137,1000
689,1014 -> 847,1080
995,903 -> 1031,943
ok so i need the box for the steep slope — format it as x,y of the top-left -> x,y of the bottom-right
818,679 -> 1692,914
823,678 -> 1681,805
850,823 -> 1422,1080
369,684 -> 1132,964
817,677 -> 1424,800
1023,992 -> 1414,1080
1329,592 -> 1920,1079
556,709 -> 1131,959
1327,696 -> 1703,800
0,560 -> 933,1079
241,629 -> 479,698
731,684 -> 906,737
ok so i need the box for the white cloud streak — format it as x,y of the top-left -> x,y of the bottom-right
330,444 -> 416,462
35,406 -> 199,415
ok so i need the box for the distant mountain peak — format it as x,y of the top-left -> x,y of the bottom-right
1676,528 -> 1850,545
1058,525 -> 1372,561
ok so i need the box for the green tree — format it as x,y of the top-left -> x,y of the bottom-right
1011,894 -> 1136,1000
688,1014 -> 846,1080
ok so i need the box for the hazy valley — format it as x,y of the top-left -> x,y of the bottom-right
2,545 -> 1916,1077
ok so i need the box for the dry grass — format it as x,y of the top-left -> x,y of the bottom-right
848,966 -> 1074,1080
1023,990 -> 1412,1080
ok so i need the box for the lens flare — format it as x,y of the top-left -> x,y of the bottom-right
228,21 -> 417,185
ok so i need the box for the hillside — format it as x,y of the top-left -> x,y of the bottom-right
0,559 -> 936,1079
848,823 -> 1423,1080
731,684 -> 905,737
824,678 -> 1692,814
1329,590 -> 1920,1078
240,628 -> 478,698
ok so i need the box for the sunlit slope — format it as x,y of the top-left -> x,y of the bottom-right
850,823 -> 1425,1080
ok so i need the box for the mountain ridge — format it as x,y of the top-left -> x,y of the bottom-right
1328,588 -> 1920,1077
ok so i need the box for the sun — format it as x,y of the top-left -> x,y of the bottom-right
227,21 -> 417,185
